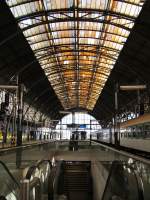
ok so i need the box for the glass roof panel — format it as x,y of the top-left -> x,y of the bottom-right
7,0 -> 144,110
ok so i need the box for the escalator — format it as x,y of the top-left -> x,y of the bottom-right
49,160 -> 147,200
0,159 -> 52,200
62,161 -> 92,200
48,161 -> 92,200
0,161 -> 20,200
0,159 -> 149,200
101,161 -> 144,200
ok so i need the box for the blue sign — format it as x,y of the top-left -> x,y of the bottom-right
79,124 -> 86,128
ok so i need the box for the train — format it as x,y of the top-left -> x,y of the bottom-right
93,113 -> 150,153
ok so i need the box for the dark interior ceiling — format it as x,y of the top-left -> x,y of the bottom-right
0,1 -> 150,122
92,0 -> 150,123
0,1 -> 63,120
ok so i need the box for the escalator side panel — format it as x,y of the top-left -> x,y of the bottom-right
102,161 -> 144,200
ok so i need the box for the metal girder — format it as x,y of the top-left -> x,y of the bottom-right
48,79 -> 104,88
40,43 -> 119,53
34,45 -> 120,56
46,68 -> 109,77
43,62 -> 113,70
86,0 -> 111,105
22,17 -> 131,32
37,49 -> 117,61
29,37 -> 124,47
39,0 -> 70,108
45,66 -> 111,74
24,92 -> 61,117
26,28 -> 128,39
17,8 -> 136,22
46,81 -> 103,94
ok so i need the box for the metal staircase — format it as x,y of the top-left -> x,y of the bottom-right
63,162 -> 92,200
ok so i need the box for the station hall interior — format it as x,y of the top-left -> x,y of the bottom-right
0,0 -> 150,200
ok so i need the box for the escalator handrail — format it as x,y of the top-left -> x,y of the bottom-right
0,160 -> 20,187
46,160 -> 64,200
101,161 -> 117,200
26,159 -> 52,180
53,160 -> 64,195
102,160 -> 144,200
130,165 -> 144,200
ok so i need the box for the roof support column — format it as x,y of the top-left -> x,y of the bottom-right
114,83 -> 120,147
17,80 -> 24,146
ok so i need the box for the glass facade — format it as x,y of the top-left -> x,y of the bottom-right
56,112 -> 101,139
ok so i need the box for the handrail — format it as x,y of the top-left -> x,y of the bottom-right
21,159 -> 51,200
101,161 -> 116,200
53,161 -> 64,195
26,159 -> 51,179
48,160 -> 64,200
21,177 -> 42,200
30,177 -> 41,190
30,177 -> 42,200
102,161 -> 144,200
124,162 -> 144,200
133,170 -> 144,200
0,160 -> 20,187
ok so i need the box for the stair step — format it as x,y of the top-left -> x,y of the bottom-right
64,177 -> 89,179
64,187 -> 89,190
64,181 -> 89,184
64,188 -> 89,191
64,174 -> 88,177
64,191 -> 89,200
64,184 -> 89,187
62,162 -> 91,199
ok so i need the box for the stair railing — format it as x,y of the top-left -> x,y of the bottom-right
48,160 -> 64,200
21,160 -> 51,200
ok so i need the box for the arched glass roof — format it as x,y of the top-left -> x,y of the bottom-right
7,0 -> 144,110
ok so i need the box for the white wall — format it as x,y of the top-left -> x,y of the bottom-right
91,161 -> 109,200
120,138 -> 150,152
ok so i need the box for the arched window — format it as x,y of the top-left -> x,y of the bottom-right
56,112 -> 101,139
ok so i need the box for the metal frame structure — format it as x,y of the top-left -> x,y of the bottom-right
0,86 -> 52,146
114,84 -> 147,146
7,0 -> 143,111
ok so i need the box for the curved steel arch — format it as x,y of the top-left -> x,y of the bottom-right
37,49 -> 117,61
10,0 -> 141,8
46,80 -> 105,92
22,18 -> 131,32
46,68 -> 109,77
43,61 -> 113,68
39,51 -> 116,65
43,62 -> 113,71
28,37 -> 125,49
24,89 -> 62,114
17,8 -> 136,22
26,27 -> 128,39
34,43 -> 120,55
